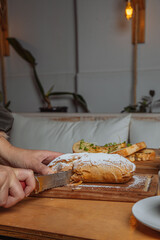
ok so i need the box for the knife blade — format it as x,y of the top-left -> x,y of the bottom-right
34,170 -> 72,194
20,170 -> 72,194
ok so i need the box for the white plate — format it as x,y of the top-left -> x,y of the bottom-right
132,196 -> 160,232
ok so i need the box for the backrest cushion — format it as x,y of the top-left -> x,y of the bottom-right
10,113 -> 131,153
130,118 -> 160,148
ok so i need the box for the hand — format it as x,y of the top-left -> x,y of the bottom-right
0,165 -> 35,208
7,147 -> 63,175
0,137 -> 63,175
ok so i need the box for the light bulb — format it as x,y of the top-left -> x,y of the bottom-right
125,1 -> 133,20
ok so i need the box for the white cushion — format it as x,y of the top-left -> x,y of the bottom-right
130,118 -> 160,148
10,113 -> 131,153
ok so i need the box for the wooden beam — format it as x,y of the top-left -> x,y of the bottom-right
0,0 -> 9,56
132,0 -> 145,44
133,3 -> 138,105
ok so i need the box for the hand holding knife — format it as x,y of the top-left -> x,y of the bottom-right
20,170 -> 72,194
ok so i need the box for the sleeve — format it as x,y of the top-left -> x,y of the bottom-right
0,106 -> 14,133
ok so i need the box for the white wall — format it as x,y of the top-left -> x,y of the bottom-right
2,0 -> 160,113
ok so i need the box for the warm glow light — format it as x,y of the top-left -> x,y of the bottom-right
125,1 -> 133,20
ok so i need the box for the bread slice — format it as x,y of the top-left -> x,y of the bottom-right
127,148 -> 156,162
72,140 -> 127,153
111,142 -> 147,157
72,140 -> 152,162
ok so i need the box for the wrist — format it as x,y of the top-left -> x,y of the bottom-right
0,131 -> 8,139
0,136 -> 15,163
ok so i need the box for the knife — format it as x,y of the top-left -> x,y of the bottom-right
20,170 -> 72,194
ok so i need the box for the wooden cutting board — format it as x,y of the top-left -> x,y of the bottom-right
31,174 -> 158,202
135,149 -> 160,174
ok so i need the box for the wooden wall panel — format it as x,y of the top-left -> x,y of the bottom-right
132,0 -> 145,44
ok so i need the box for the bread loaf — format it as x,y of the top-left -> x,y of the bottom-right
48,153 -> 136,183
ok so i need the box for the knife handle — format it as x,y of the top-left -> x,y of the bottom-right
20,181 -> 26,190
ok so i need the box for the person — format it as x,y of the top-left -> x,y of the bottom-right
0,107 -> 62,208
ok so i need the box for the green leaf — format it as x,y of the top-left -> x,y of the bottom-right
46,85 -> 54,97
5,101 -> 11,108
7,38 -> 36,66
48,91 -> 73,96
76,93 -> 88,106
73,93 -> 89,112
121,104 -> 137,113
48,91 -> 89,112
4,101 -> 11,112
32,66 -> 45,98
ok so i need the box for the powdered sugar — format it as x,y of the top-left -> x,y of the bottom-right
126,175 -> 145,189
74,153 -> 135,170
48,153 -> 80,166
48,152 -> 136,172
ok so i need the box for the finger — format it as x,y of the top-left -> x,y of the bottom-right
20,181 -> 26,190
0,167 -> 23,208
33,162 -> 54,175
41,165 -> 55,175
14,169 -> 36,197
41,152 -> 63,165
3,180 -> 25,208
0,177 -> 10,207
0,187 -> 8,207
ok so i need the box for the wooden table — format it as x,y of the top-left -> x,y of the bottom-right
0,150 -> 160,240
0,197 -> 160,240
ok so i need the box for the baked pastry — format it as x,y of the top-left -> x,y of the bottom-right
48,153 -> 136,183
127,148 -> 156,162
72,140 -> 154,162
111,141 -> 147,157
72,140 -> 127,153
